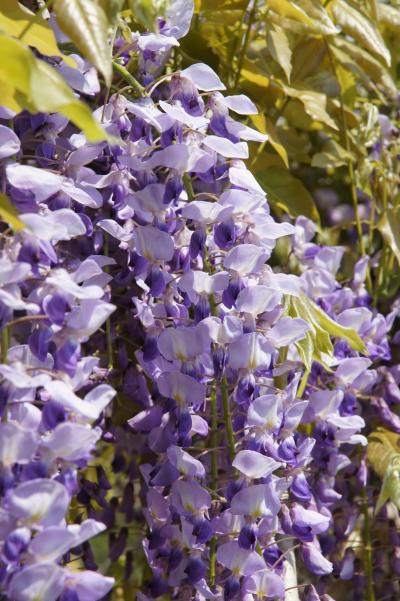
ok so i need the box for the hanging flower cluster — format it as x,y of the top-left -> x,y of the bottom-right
0,6 -> 396,601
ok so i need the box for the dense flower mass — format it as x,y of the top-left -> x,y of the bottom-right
0,2 -> 399,601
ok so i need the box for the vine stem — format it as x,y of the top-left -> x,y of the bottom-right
361,486 -> 376,601
103,233 -> 113,370
324,40 -> 372,290
221,375 -> 236,462
1,326 -> 9,364
232,0 -> 258,92
112,62 -> 146,97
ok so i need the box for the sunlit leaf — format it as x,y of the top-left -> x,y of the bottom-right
378,208 -> 400,266
368,429 -> 400,513
266,0 -> 314,26
285,86 -> 339,130
267,24 -> 292,82
54,0 -> 112,86
0,34 -> 109,141
311,140 -> 353,169
0,0 -> 74,66
0,192 -> 25,232
332,38 -> 397,98
256,166 -> 319,222
296,0 -> 339,35
379,3 -> 400,30
331,0 -> 391,66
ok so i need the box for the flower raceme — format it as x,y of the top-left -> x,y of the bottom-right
0,5 -> 393,601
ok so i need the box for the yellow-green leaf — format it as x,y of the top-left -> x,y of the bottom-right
0,0 -> 74,66
0,34 -> 109,142
368,429 -> 400,513
267,24 -> 292,82
296,0 -> 339,35
54,0 -> 112,86
379,3 -> 400,30
377,208 -> 400,266
285,86 -> 338,130
331,0 -> 391,67
266,0 -> 314,26
0,193 -> 25,231
311,139 -> 353,169
311,299 -> 367,353
256,166 -> 320,222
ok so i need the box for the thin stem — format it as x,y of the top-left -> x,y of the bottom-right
297,367 -> 310,397
221,376 -> 235,462
101,26 -> 118,123
18,0 -> 54,40
103,233 -> 114,370
1,326 -> 9,364
183,173 -> 195,202
233,0 -> 258,92
361,486 -> 376,601
112,62 -> 146,97
324,40 -> 370,287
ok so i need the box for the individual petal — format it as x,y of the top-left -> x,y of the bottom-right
28,527 -> 77,562
157,326 -> 206,361
267,317 -> 309,347
232,450 -> 280,479
134,225 -> 174,262
6,164 -> 63,202
335,357 -> 372,386
182,201 -> 232,224
246,394 -> 281,431
8,563 -> 65,601
171,479 -> 211,513
231,483 -> 281,518
8,479 -> 69,527
0,124 -> 20,159
236,286 -> 282,316
167,445 -> 206,478
224,244 -> 269,276
157,371 -> 205,406
203,136 -> 249,159
63,571 -> 114,601
243,569 -> 285,599
301,543 -> 333,576
66,299 -> 115,340
216,541 -> 265,576
228,333 -> 273,370
219,94 -> 257,114
164,0 -> 195,39
41,423 -> 101,462
0,422 -> 38,467
180,63 -> 226,91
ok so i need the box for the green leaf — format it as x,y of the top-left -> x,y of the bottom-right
331,0 -> 391,67
377,208 -> 400,266
267,24 -> 292,82
296,0 -> 339,35
331,38 -> 397,98
0,193 -> 25,232
54,0 -> 112,86
310,298 -> 367,353
0,0 -> 74,66
287,294 -> 366,369
379,3 -> 400,31
256,166 -> 320,222
96,0 -> 125,24
266,0 -> 314,26
368,429 -> 400,513
311,139 -> 353,169
285,86 -> 339,130
0,34 -> 109,142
